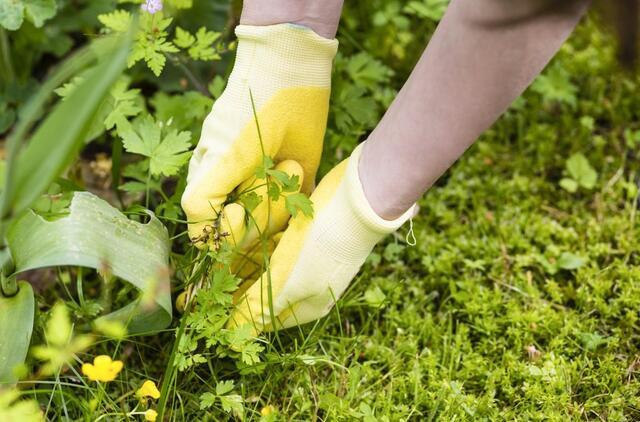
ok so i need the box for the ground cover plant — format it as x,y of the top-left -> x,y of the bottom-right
1,0 -> 640,420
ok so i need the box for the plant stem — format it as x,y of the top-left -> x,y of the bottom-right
156,309 -> 189,420
0,28 -> 15,84
169,54 -> 209,96
0,272 -> 17,297
157,253 -> 207,419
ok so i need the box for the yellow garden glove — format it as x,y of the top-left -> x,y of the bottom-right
182,24 -> 338,247
229,144 -> 417,331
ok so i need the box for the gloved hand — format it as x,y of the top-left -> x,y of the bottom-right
182,24 -> 338,248
229,143 -> 417,331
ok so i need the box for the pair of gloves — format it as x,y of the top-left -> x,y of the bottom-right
181,24 -> 415,332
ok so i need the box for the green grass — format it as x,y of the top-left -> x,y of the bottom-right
144,17 -> 640,420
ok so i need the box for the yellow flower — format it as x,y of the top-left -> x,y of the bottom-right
81,355 -> 123,382
145,409 -> 158,421
137,380 -> 161,400
261,405 -> 276,416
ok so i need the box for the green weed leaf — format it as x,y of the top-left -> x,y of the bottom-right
187,28 -> 221,61
559,178 -> 578,193
285,193 -> 313,218
565,153 -> 597,189
0,390 -> 42,422
210,271 -> 238,305
532,63 -> 577,107
0,0 -> 56,30
0,281 -> 34,383
97,10 -> 131,33
364,286 -> 386,307
0,1 -> 24,31
174,26 -> 195,48
7,192 -> 172,334
120,116 -> 192,177
240,191 -> 262,214
557,252 -> 586,270
215,380 -> 234,396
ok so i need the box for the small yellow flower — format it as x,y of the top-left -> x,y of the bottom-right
261,405 -> 276,416
137,380 -> 161,400
81,355 -> 123,382
145,409 -> 158,421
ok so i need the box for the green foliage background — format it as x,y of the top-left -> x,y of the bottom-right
2,0 -> 640,420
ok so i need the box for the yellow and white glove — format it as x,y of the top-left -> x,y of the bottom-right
182,24 -> 338,247
230,144 -> 417,331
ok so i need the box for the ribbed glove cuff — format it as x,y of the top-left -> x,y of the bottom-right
233,24 -> 338,86
346,143 -> 417,235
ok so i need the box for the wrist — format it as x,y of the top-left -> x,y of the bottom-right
348,144 -> 417,231
358,141 -> 419,221
240,0 -> 343,39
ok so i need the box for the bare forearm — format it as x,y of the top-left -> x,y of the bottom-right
240,0 -> 344,38
360,0 -> 590,219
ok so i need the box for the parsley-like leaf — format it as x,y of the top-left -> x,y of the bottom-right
286,193 -> 314,218
97,10 -> 131,32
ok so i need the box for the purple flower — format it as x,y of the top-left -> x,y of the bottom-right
141,0 -> 163,14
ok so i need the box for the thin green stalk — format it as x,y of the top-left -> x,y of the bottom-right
156,310 -> 189,420
0,28 -> 15,83
157,253 -> 207,419
248,90 -> 281,344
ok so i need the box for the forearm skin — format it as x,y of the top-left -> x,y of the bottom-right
240,0 -> 344,38
360,0 -> 590,219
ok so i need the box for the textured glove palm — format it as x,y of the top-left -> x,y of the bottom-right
230,144 -> 416,331
182,24 -> 338,247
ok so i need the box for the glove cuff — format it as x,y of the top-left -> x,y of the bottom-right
233,24 -> 338,87
345,143 -> 417,235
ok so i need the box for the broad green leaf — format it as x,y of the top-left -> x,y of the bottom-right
208,75 -> 225,99
0,0 -> 56,31
120,116 -> 192,177
557,252 -> 585,270
97,10 -> 131,32
565,153 -> 597,190
0,1 -> 24,31
215,380 -> 234,396
364,286 -> 386,307
187,27 -> 221,61
344,52 -> 393,90
55,76 -> 142,138
239,191 -> 262,213
0,389 -> 42,421
46,302 -> 71,347
531,63 -> 577,107
7,192 -> 172,334
174,26 -> 195,48
285,192 -> 313,218
3,32 -> 132,221
0,281 -> 34,384
199,392 -> 216,410
559,177 -> 578,193
151,91 -> 212,133
219,394 -> 243,417
24,0 -> 56,27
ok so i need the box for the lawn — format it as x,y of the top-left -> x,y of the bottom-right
1,0 -> 640,421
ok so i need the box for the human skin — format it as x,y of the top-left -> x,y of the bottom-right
359,0 -> 591,219
239,0 -> 590,219
240,0 -> 344,38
